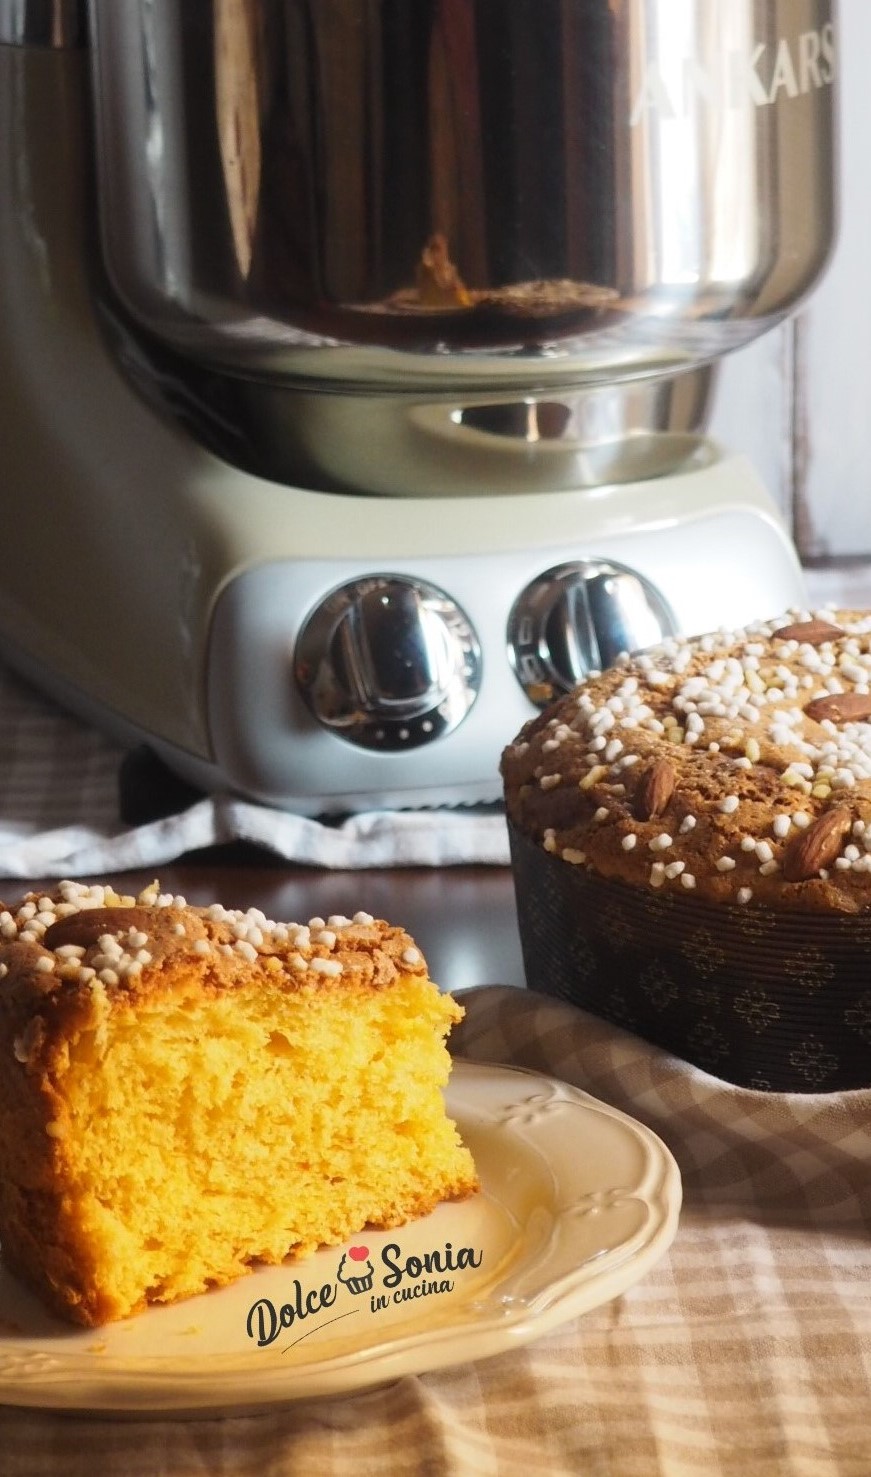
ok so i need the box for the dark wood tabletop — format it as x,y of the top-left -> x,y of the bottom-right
12,860 -> 526,995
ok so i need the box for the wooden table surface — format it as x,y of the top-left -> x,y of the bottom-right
12,860 -> 527,995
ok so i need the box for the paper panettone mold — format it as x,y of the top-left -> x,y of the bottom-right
508,825 -> 871,1091
501,611 -> 871,1093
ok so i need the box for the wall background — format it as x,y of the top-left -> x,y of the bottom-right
706,0 -> 870,601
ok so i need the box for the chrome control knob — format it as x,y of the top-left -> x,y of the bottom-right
295,575 -> 481,749
508,559 -> 677,707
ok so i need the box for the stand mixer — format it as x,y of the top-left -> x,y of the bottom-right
0,0 -> 837,813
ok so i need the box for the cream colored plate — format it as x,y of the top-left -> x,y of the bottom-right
0,1061 -> 681,1415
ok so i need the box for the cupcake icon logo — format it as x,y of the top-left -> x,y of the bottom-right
337,1245 -> 375,1295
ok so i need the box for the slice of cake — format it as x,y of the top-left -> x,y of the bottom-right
0,881 -> 477,1326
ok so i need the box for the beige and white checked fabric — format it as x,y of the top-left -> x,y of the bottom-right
3,988 -> 871,1475
0,664 -> 510,875
453,987 -> 871,1228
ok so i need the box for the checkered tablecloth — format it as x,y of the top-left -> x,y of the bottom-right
455,988 -> 871,1226
2,987 -> 871,1476
0,664 -> 510,876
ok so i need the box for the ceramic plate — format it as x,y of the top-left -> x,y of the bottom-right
0,1061 -> 681,1415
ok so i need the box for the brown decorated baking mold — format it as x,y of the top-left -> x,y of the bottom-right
508,823 -> 871,1093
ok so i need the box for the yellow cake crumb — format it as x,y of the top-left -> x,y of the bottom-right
0,882 -> 477,1326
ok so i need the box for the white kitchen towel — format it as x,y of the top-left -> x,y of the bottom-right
0,664 -> 510,877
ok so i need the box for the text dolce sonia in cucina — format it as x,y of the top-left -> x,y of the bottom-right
247,1240 -> 483,1347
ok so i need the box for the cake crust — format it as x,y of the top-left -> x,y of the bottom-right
501,609 -> 871,914
0,888 -> 431,1076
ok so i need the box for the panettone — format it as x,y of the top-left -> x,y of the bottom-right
0,881 -> 477,1326
501,610 -> 871,1090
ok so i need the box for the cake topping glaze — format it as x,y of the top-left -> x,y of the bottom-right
501,608 -> 871,913
0,881 -> 427,1000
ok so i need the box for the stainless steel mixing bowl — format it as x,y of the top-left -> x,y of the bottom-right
84,0 -> 837,490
